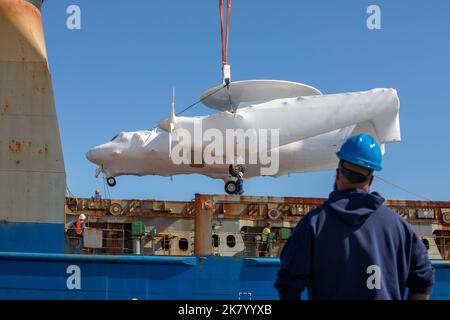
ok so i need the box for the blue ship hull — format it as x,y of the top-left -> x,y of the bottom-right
0,252 -> 449,300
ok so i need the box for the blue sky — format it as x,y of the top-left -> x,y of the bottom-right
41,0 -> 450,201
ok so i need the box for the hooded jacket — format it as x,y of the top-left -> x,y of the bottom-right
274,188 -> 435,300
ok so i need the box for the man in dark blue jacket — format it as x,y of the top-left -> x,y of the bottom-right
274,134 -> 435,300
235,172 -> 244,195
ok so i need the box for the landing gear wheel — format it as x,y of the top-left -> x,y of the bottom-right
224,181 -> 237,195
229,164 -> 246,177
106,177 -> 116,187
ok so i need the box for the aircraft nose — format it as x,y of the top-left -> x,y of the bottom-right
86,148 -> 102,164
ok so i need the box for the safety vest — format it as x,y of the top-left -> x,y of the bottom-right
75,219 -> 83,235
262,227 -> 271,242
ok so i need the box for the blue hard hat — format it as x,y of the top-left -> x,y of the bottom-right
336,134 -> 382,171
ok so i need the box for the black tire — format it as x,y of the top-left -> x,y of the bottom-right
106,177 -> 116,187
224,181 -> 237,195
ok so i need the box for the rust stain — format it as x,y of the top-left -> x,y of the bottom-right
37,144 -> 48,155
8,139 -> 51,157
15,160 -> 20,165
386,199 -> 450,208
0,0 -> 47,62
8,139 -> 21,153
284,196 -> 325,205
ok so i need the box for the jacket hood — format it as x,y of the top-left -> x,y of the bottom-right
325,188 -> 385,226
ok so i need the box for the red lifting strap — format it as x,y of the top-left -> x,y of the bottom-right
219,0 -> 231,67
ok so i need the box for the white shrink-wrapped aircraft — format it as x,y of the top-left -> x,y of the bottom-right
86,80 -> 401,194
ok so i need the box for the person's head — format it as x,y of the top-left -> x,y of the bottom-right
79,213 -> 86,220
238,172 -> 243,178
334,134 -> 382,192
95,189 -> 100,195
265,221 -> 271,227
335,160 -> 374,192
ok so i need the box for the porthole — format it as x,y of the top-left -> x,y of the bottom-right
226,235 -> 236,248
179,238 -> 189,251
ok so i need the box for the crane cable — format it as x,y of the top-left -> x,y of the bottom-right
219,0 -> 234,111
374,175 -> 432,201
219,0 -> 231,68
144,84 -> 227,144
144,0 -> 232,144
175,84 -> 227,116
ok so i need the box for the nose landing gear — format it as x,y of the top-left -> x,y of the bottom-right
225,165 -> 245,195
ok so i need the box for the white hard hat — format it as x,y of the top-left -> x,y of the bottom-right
79,213 -> 86,220
238,172 -> 243,178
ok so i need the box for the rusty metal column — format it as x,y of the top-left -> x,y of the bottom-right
194,194 -> 213,255
0,0 -> 66,253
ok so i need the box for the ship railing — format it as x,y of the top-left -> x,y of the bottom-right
211,231 -> 287,257
64,226 -> 450,259
213,232 -> 450,259
65,226 -> 134,254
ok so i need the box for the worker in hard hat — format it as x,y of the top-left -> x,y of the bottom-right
274,133 -> 434,300
93,188 -> 102,200
75,213 -> 87,248
235,171 -> 244,195
259,221 -> 271,257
